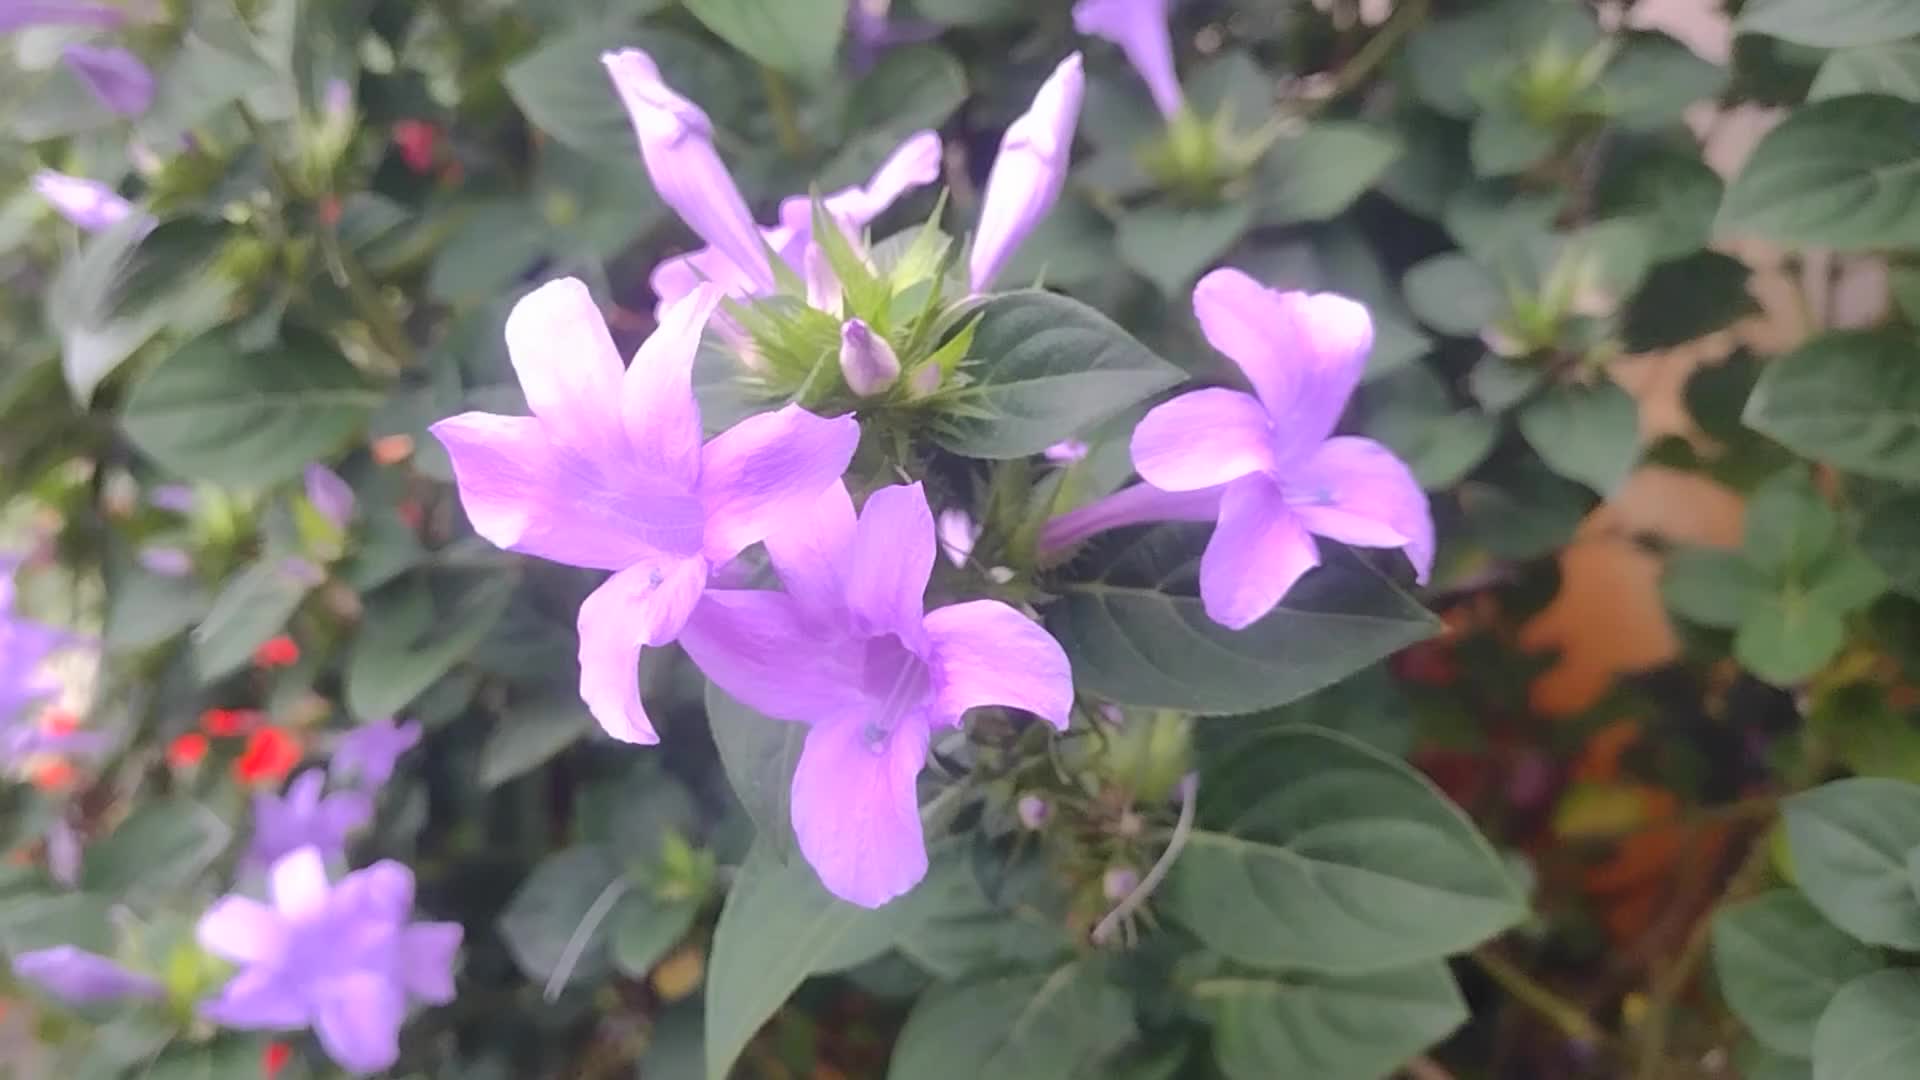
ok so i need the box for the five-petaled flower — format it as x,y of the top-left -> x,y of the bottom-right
430,278 -> 860,743
1042,268 -> 1432,629
683,482 -> 1072,907
235,726 -> 303,785
331,717 -> 422,790
198,847 -> 462,1076
247,769 -> 372,869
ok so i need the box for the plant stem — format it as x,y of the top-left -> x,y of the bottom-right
1470,946 -> 1607,1048
321,225 -> 416,371
1092,773 -> 1197,945
1309,0 -> 1431,114
759,64 -> 808,158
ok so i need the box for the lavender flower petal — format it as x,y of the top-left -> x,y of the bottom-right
61,43 -> 153,116
30,170 -> 141,233
12,946 -> 163,1006
969,53 -> 1085,292
1073,0 -> 1185,118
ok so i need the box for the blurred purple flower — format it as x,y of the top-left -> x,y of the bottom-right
1042,269 -> 1432,629
148,484 -> 196,514
1016,794 -> 1050,830
683,482 -> 1071,907
61,43 -> 152,116
969,53 -> 1085,293
430,279 -> 859,744
303,464 -> 356,529
0,1 -> 124,31
936,508 -> 976,568
137,545 -> 192,577
0,560 -> 68,730
1073,0 -> 1185,119
605,48 -> 941,313
247,769 -> 372,870
1102,864 -> 1140,901
839,318 -> 899,396
30,170 -> 145,233
331,718 -> 421,790
1044,439 -> 1089,463
45,819 -> 81,886
12,946 -> 162,1006
198,847 -> 462,1075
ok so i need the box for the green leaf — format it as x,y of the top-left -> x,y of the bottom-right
347,574 -> 513,719
1783,778 -> 1920,949
1469,103 -> 1560,178
1459,456 -> 1596,560
1357,365 -> 1499,489
1663,548 -> 1771,629
497,846 -> 625,986
477,696 -> 596,789
1164,725 -> 1525,974
1744,330 -> 1920,484
1403,253 -> 1503,336
1599,32 -> 1727,131
1811,970 -> 1920,1080
1712,890 -> 1885,1057
1048,530 -> 1438,715
505,24 -> 639,161
1736,0 -> 1920,48
610,892 -> 701,977
683,0 -> 845,80
935,291 -> 1185,459
1197,962 -> 1468,1080
1737,595 -> 1847,685
705,683 -> 805,853
888,963 -> 1136,1080
1516,380 -> 1640,494
1811,43 -> 1920,102
1594,144 -> 1725,262
1255,124 -> 1403,227
105,566 -> 209,653
122,330 -> 379,489
1622,252 -> 1759,352
1861,494 -> 1920,599
705,841 -> 929,1080
80,799 -> 231,895
1116,201 -> 1254,298
1717,96 -> 1920,252
1745,471 -> 1839,576
820,45 -> 967,190
190,558 -> 311,682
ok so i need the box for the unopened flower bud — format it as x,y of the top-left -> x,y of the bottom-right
1102,865 -> 1139,901
304,464 -> 356,529
839,319 -> 900,397
1017,794 -> 1050,830
62,43 -> 153,117
1073,0 -> 1183,119
938,509 -> 978,567
969,53 -> 1085,293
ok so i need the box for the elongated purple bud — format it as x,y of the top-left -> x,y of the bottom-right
137,546 -> 192,577
1073,0 -> 1184,119
0,0 -> 124,31
30,170 -> 143,233
839,319 -> 900,397
603,49 -> 775,294
13,947 -> 163,1006
62,44 -> 153,116
304,464 -> 356,528
968,53 -> 1085,293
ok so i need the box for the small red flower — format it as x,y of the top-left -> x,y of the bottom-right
234,727 -> 301,786
39,708 -> 78,736
253,635 -> 300,669
167,733 -> 209,768
262,1041 -> 292,1078
201,708 -> 263,737
30,760 -> 75,793
393,120 -> 438,173
317,195 -> 342,227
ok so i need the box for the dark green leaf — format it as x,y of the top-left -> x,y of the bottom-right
1811,43 -> 1920,102
1663,548 -> 1770,629
1048,530 -> 1438,715
1255,124 -> 1403,227
477,697 -> 596,789
1164,725 -> 1525,973
1198,962 -> 1468,1080
1600,32 -> 1727,130
888,963 -> 1136,1080
705,683 -> 804,854
610,893 -> 701,977
1115,201 -> 1254,298
347,574 -> 514,719
1861,494 -> 1920,598
1469,103 -> 1559,178
821,46 -> 967,190
1744,330 -> 1920,483
1736,0 -> 1920,48
1744,471 -> 1838,576
80,799 -> 230,895
1516,380 -> 1640,494
936,291 -> 1185,459
1403,253 -> 1503,336
683,0 -> 846,80
1810,970 -> 1920,1080
497,846 -> 624,986
1737,595 -> 1847,685
1717,96 -> 1920,252
1783,778 -> 1920,949
1622,253 -> 1759,351
1712,890 -> 1884,1057
1357,365 -> 1499,489
191,559 -> 311,682
505,25 -> 641,161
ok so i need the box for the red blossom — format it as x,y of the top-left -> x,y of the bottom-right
234,727 -> 301,786
30,760 -> 75,792
393,120 -> 438,173
167,733 -> 209,768
253,635 -> 300,669
262,1041 -> 292,1078
39,708 -> 78,736
200,708 -> 263,737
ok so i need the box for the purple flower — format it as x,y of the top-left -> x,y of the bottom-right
0,563 -> 68,730
1044,439 -> 1089,463
430,279 -> 860,744
137,545 -> 192,577
683,483 -> 1072,907
247,769 -> 373,869
936,508 -> 977,568
45,819 -> 81,886
303,464 -> 356,529
969,53 -> 1086,293
61,44 -> 153,116
604,48 -> 942,312
1102,864 -> 1140,901
31,170 -> 143,233
0,1 -> 124,31
12,946 -> 162,1006
1016,794 -> 1050,830
839,319 -> 900,396
198,847 -> 462,1075
1042,269 -> 1432,629
148,484 -> 196,514
331,718 -> 421,790
1073,0 -> 1185,119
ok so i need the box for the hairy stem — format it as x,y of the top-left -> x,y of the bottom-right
1092,773 -> 1197,945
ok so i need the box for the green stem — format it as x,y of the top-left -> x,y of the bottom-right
759,64 -> 808,158
1308,0 -> 1430,114
321,225 -> 416,371
1470,946 -> 1608,1050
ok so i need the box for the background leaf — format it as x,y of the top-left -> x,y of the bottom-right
1717,96 -> 1920,252
1783,778 -> 1920,949
1198,962 -> 1468,1080
1712,890 -> 1884,1057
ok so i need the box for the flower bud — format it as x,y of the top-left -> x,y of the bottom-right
137,546 -> 192,578
838,319 -> 900,397
62,43 -> 153,117
304,464 -> 356,529
1073,0 -> 1184,119
1102,865 -> 1140,901
968,53 -> 1086,293
938,509 -> 978,567
30,170 -> 144,234
1044,439 -> 1089,463
1017,794 -> 1050,831
603,49 -> 775,294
